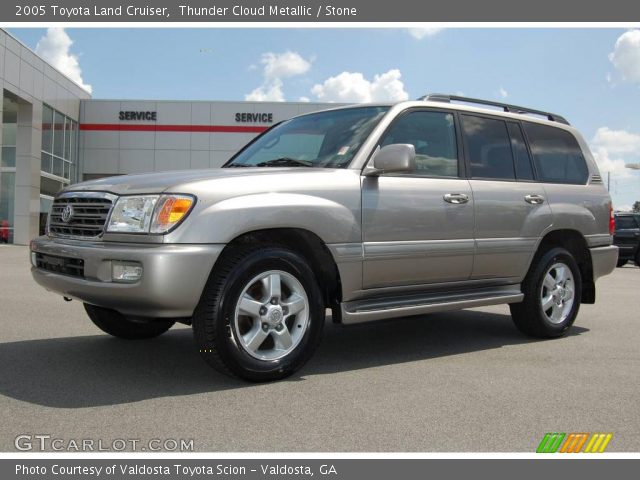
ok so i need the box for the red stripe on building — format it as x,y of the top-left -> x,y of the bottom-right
79,123 -> 269,133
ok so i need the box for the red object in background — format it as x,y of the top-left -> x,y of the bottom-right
0,220 -> 8,243
609,204 -> 616,236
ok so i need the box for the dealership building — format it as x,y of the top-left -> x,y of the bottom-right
0,29 -> 335,245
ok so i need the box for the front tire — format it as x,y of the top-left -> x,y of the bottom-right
616,259 -> 628,268
84,304 -> 175,339
192,246 -> 325,382
510,247 -> 581,338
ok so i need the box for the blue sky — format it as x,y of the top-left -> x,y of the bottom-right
10,27 -> 640,208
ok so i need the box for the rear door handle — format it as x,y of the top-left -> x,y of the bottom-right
443,193 -> 469,204
524,194 -> 545,205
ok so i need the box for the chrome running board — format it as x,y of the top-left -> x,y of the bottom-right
341,286 -> 523,324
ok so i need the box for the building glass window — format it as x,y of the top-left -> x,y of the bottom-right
39,104 -> 79,234
42,104 -> 54,154
53,111 -> 64,158
39,195 -> 54,236
40,104 -> 78,189
0,173 -> 15,243
0,94 -> 18,244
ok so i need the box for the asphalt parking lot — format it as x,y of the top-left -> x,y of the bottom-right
1,244 -> 638,452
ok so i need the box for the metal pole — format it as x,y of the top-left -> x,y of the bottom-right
607,171 -> 610,191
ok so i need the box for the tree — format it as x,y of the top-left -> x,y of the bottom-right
633,201 -> 640,213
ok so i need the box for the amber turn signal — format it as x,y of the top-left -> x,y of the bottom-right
150,195 -> 195,233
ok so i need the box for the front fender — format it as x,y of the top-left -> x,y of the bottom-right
167,192 -> 361,244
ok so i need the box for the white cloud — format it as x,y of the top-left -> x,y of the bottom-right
298,96 -> 310,102
498,86 -> 509,98
590,127 -> 640,179
311,69 -> 409,103
245,79 -> 284,102
35,28 -> 92,93
608,29 -> 640,84
245,51 -> 311,102
407,28 -> 443,40
591,147 -> 633,178
261,51 -> 311,79
592,127 -> 640,154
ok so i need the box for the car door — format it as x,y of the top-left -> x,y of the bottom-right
460,114 -> 553,280
361,109 -> 475,289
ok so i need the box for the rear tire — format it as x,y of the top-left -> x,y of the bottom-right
635,251 -> 640,267
84,304 -> 174,339
192,246 -> 324,382
510,247 -> 581,338
616,259 -> 628,268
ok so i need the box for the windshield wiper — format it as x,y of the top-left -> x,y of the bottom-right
225,163 -> 253,168
256,158 -> 313,167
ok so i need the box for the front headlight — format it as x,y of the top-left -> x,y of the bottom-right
106,194 -> 195,234
107,195 -> 158,233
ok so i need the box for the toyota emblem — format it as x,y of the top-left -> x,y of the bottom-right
61,204 -> 75,223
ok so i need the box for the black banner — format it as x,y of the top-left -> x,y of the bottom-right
4,0 -> 640,22
4,459 -> 640,480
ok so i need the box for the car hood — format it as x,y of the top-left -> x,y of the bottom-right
63,167 -> 338,195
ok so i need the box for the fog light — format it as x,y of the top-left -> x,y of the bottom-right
30,252 -> 37,267
112,261 -> 143,283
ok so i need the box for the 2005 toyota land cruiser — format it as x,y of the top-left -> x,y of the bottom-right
30,94 -> 618,381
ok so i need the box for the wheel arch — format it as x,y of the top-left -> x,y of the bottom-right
216,228 -> 344,321
533,229 -> 595,304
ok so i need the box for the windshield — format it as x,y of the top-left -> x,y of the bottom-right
225,106 -> 390,168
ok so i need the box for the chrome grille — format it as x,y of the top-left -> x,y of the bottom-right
49,193 -> 115,239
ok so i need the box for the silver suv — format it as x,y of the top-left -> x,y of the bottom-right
30,94 -> 618,381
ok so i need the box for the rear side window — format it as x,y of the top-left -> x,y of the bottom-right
523,123 -> 588,184
461,115 -> 515,180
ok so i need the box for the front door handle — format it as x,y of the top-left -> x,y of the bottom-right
443,193 -> 469,204
524,194 -> 545,205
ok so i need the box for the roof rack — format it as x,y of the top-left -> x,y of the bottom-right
418,93 -> 570,125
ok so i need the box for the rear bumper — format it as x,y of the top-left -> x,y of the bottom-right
30,236 -> 224,318
590,245 -> 619,280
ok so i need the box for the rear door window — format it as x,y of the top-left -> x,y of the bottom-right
523,123 -> 589,184
461,115 -> 515,180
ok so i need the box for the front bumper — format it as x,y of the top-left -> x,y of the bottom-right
590,245 -> 619,280
30,236 -> 224,318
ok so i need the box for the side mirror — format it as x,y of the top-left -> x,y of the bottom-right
366,144 -> 415,176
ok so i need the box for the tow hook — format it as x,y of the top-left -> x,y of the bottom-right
63,297 -> 73,302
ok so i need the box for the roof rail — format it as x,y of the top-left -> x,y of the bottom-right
418,93 -> 570,125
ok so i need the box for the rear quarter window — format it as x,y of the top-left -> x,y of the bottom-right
523,123 -> 589,184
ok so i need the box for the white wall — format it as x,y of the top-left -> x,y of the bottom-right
79,100 -> 338,177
